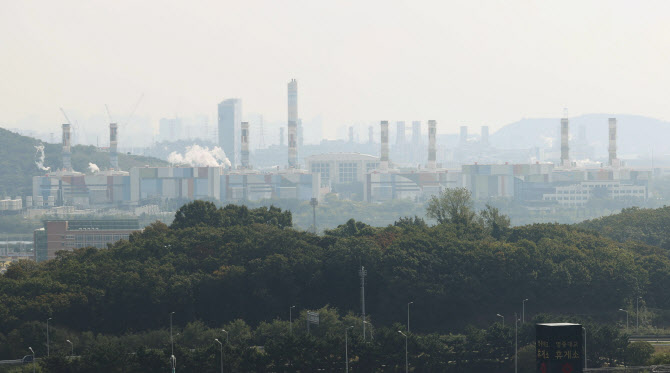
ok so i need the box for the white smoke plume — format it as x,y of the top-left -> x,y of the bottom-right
88,163 -> 100,173
168,145 -> 232,168
34,144 -> 50,171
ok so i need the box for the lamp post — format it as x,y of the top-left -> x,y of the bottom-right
290,305 -> 295,334
345,326 -> 353,373
66,339 -> 73,356
515,313 -> 518,373
170,311 -> 176,373
222,329 -> 229,344
47,317 -> 52,356
619,309 -> 629,331
214,339 -> 223,373
496,313 -> 504,327
522,299 -> 528,323
584,326 -> 587,370
398,331 -> 408,373
407,301 -> 413,333
28,347 -> 35,373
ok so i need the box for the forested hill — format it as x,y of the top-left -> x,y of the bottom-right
578,206 -> 670,250
2,201 -> 668,338
0,127 -> 168,197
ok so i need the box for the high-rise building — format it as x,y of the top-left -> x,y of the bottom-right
288,79 -> 298,167
218,98 -> 242,168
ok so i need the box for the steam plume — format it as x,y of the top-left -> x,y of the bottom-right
168,145 -> 231,167
34,144 -> 50,171
88,163 -> 100,173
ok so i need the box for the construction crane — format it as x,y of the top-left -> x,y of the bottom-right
121,93 -> 144,128
105,104 -> 114,123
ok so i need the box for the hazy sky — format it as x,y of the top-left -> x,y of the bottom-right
2,0 -> 669,139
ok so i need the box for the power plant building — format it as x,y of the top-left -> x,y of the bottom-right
218,98 -> 242,167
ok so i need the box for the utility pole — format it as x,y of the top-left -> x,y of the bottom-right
359,266 -> 367,341
515,312 -> 518,373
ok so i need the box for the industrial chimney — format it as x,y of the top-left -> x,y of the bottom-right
109,123 -> 118,170
608,118 -> 617,166
561,118 -> 569,167
288,79 -> 298,168
380,120 -> 389,171
62,123 -> 72,171
396,121 -> 406,145
241,121 -> 250,168
459,126 -> 468,146
481,126 -> 489,145
428,120 -> 437,169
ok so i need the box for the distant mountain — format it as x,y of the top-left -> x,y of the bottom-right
490,114 -> 670,160
0,127 -> 168,198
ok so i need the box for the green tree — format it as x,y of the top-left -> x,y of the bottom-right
625,341 -> 654,366
479,204 -> 511,239
426,187 -> 476,226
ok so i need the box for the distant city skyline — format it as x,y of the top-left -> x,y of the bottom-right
2,0 -> 670,139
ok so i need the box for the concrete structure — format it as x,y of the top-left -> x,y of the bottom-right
222,171 -> 319,202
110,123 -> 118,170
380,121 -> 389,171
609,118 -> 617,166
365,170 -> 458,203
428,120 -> 437,169
560,118 -> 569,167
130,166 -> 223,203
0,198 -> 22,214
33,219 -> 141,262
218,98 -> 242,167
306,153 -> 379,187
241,121 -> 250,169
288,79 -> 298,168
459,126 -> 468,146
62,123 -> 72,171
396,121 -> 406,145
542,180 -> 647,207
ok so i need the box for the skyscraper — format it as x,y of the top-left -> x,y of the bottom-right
218,98 -> 242,168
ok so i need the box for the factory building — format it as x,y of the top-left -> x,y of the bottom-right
306,153 -> 380,187
130,166 -> 223,203
542,181 -> 647,207
33,219 -> 141,262
222,172 -> 319,202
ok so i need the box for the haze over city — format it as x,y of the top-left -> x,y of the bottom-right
2,0 -> 670,140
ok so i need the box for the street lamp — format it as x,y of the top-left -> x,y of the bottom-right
515,313 -> 519,373
619,309 -> 629,331
522,299 -> 529,324
47,317 -> 52,356
407,302 -> 413,333
583,326 -> 587,370
290,306 -> 296,334
214,339 -> 223,373
496,313 -> 504,327
222,329 -> 229,344
28,347 -> 35,373
66,339 -> 73,356
345,326 -> 354,373
398,331 -> 408,373
170,311 -> 176,373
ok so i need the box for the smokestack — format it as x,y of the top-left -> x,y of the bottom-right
459,126 -> 468,145
109,123 -> 118,170
288,79 -> 298,168
396,121 -> 406,145
348,126 -> 354,142
368,126 -> 374,144
62,123 -> 72,171
561,117 -> 569,167
609,118 -> 617,166
481,126 -> 489,145
380,120 -> 389,171
428,120 -> 437,169
412,121 -> 421,146
241,121 -> 250,168
280,127 -> 285,146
